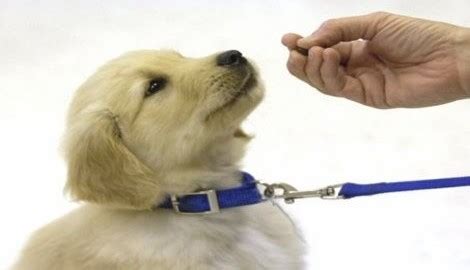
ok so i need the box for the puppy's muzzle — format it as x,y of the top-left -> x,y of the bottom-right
216,50 -> 247,67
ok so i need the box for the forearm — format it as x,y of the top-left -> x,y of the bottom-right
456,27 -> 470,97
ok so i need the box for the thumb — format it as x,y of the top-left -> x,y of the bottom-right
298,12 -> 392,48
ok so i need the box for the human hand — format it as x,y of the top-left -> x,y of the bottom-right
282,12 -> 470,108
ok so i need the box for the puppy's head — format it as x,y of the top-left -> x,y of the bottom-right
63,50 -> 264,209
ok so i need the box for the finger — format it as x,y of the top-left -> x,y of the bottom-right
331,42 -> 353,65
356,71 -> 389,108
340,75 -> 367,105
297,12 -> 392,48
340,71 -> 389,108
281,33 -> 304,50
304,46 -> 325,90
319,48 -> 345,96
286,50 -> 308,82
282,33 -> 309,56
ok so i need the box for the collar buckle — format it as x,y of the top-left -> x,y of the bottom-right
170,190 -> 220,215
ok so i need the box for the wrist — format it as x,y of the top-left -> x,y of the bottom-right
455,27 -> 470,97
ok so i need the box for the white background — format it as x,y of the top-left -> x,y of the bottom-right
1,1 -> 470,269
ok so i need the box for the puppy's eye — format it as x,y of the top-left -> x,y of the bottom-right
145,78 -> 167,97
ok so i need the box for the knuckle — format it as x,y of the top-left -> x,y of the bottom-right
370,11 -> 392,19
286,61 -> 295,74
309,76 -> 325,90
287,56 -> 298,69
308,46 -> 323,58
323,47 -> 336,57
316,87 -> 335,96
286,60 -> 300,75
320,19 -> 338,30
374,104 -> 389,109
305,71 -> 318,84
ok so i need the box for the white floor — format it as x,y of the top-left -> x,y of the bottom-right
1,1 -> 470,269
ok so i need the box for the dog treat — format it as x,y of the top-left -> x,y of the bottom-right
295,46 -> 308,56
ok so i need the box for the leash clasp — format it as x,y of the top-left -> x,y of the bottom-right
260,182 -> 344,203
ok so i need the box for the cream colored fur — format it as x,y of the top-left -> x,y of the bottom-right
12,50 -> 305,269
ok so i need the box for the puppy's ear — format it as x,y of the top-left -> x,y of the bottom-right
64,109 -> 162,209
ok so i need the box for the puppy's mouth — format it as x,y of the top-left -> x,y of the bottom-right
221,73 -> 257,108
206,71 -> 257,119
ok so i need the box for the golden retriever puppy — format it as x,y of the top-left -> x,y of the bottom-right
13,50 -> 305,270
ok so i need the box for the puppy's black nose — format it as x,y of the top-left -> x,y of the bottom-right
216,50 -> 246,66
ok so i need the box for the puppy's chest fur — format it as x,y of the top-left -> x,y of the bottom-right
19,203 -> 304,270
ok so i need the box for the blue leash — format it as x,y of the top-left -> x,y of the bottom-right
338,175 -> 470,199
262,175 -> 470,203
158,173 -> 470,214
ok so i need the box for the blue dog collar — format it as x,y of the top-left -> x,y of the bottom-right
158,172 -> 264,214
